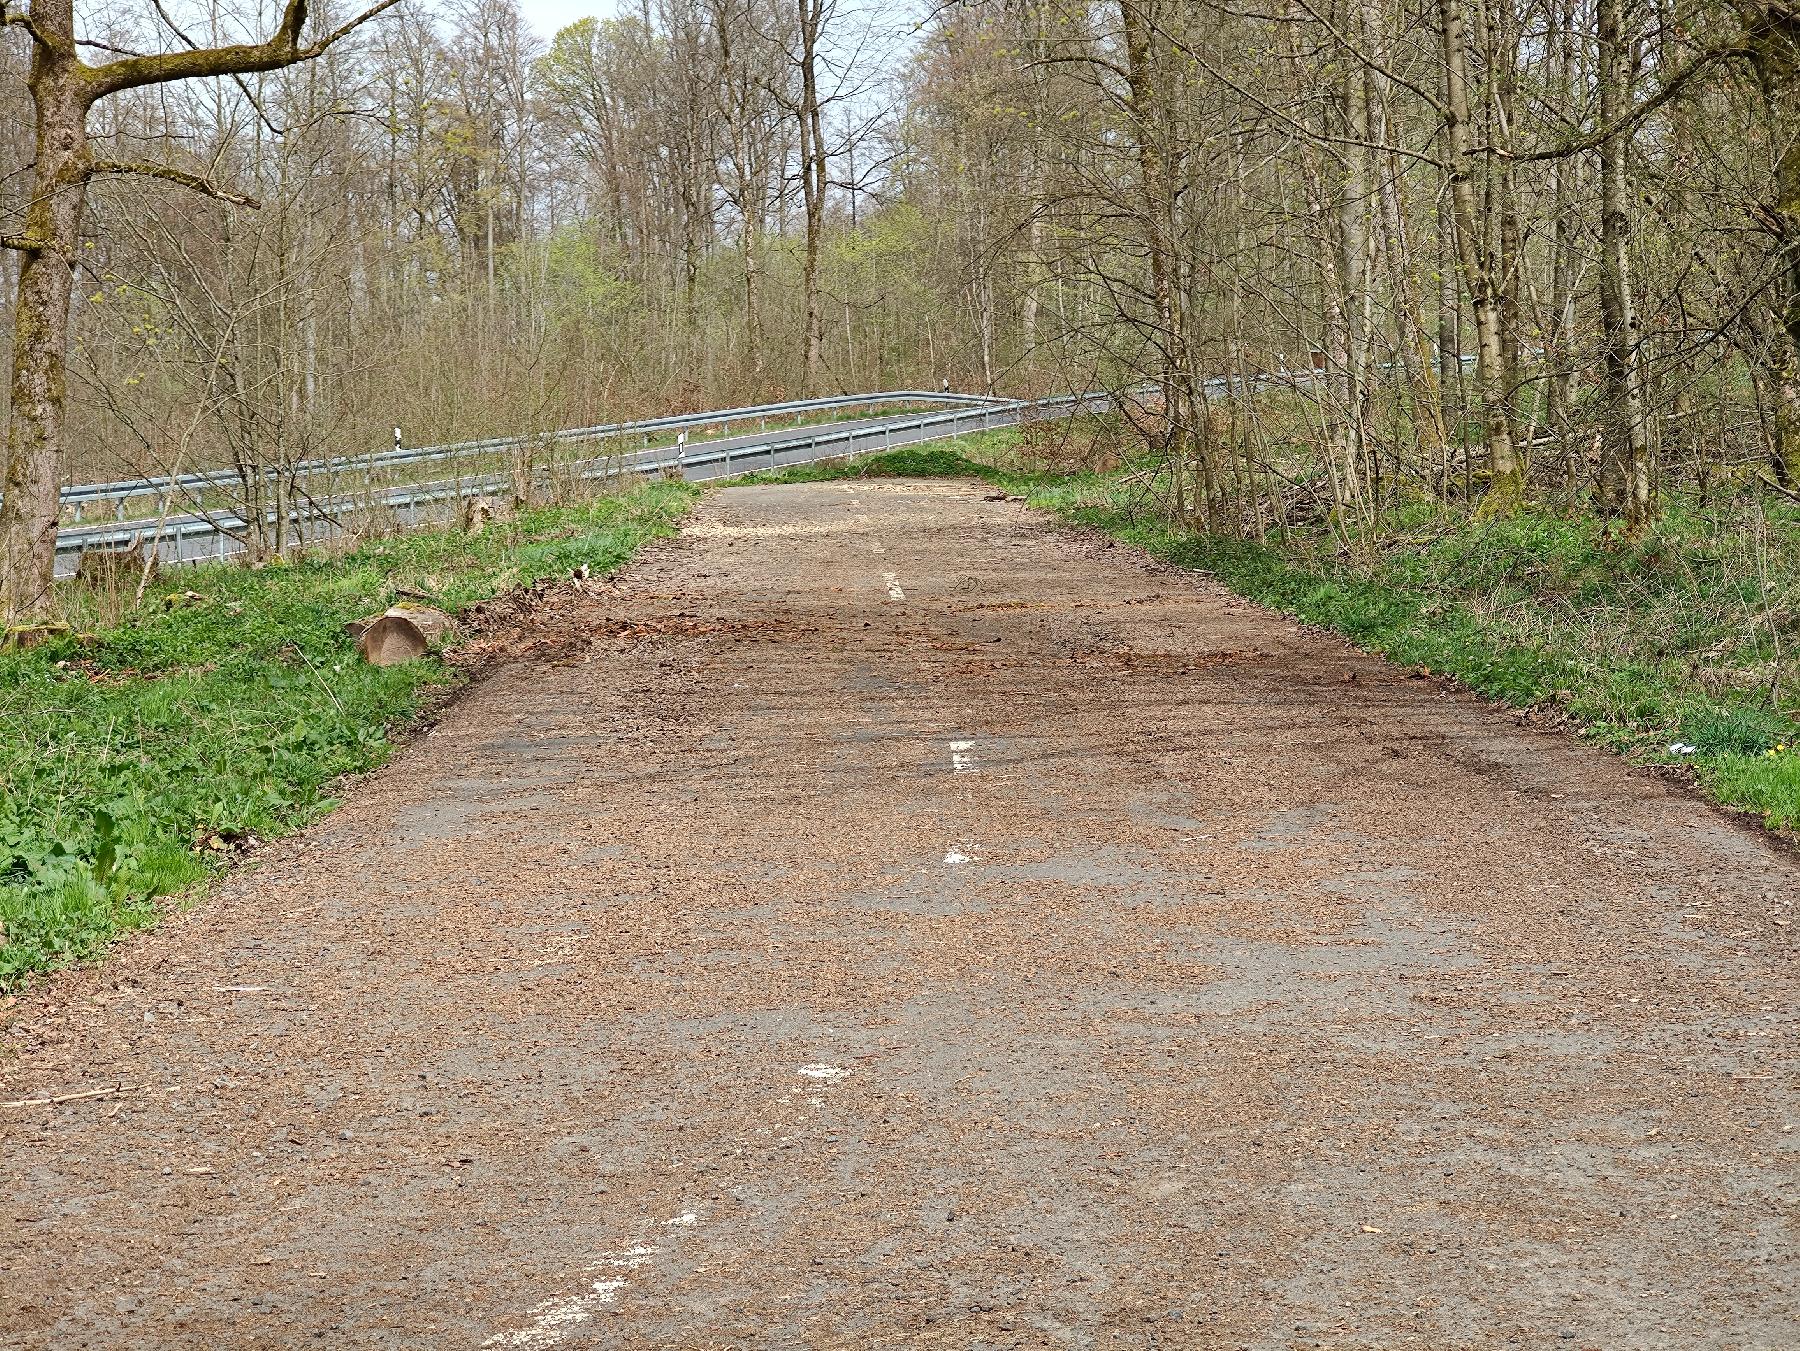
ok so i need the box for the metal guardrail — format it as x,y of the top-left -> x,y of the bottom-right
52,391 -> 1105,577
52,389 -> 997,520
673,391 -> 1105,482
47,360 -> 1472,522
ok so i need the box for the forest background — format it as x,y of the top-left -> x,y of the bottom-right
0,0 -> 1788,522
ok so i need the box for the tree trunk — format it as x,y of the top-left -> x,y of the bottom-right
1362,0 -> 1439,474
1597,0 -> 1652,530
1770,47 -> 1800,485
744,213 -> 763,387
1492,0 -> 1525,442
1121,0 -> 1191,526
1020,212 -> 1042,368
0,68 -> 89,621
794,0 -> 827,394
1734,2 -> 1800,483
1437,158 -> 1464,495
1546,0 -> 1581,486
1336,51 -> 1370,518
1440,0 -> 1523,512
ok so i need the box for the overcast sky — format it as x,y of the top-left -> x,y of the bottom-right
72,0 -> 922,67
512,0 -> 923,46
515,0 -> 623,41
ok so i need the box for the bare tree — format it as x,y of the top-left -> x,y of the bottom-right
0,0 -> 401,620
710,0 -> 788,386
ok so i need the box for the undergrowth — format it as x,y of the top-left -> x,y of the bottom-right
0,479 -> 695,987
755,433 -> 1800,832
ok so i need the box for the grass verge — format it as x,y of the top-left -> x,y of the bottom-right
750,436 -> 1800,832
0,479 -> 695,988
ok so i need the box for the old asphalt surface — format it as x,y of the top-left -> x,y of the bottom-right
3,480 -> 1796,1348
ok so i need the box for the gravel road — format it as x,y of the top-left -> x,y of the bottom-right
3,480 -> 1795,1348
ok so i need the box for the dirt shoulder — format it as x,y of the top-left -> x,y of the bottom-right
3,480 -> 1794,1348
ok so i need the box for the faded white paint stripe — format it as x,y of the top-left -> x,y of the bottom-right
882,572 -> 905,600
944,849 -> 970,865
483,1221 -> 698,1347
482,1278 -> 628,1349
606,1245 -> 660,1266
950,740 -> 976,774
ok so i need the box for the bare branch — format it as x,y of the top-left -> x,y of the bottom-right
76,38 -> 147,58
84,0 -> 404,100
88,160 -> 261,208
295,0 -> 407,63
2,5 -> 52,49
1500,43 -> 1751,163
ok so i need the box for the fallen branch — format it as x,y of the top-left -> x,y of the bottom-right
3,1082 -> 138,1108
1758,472 -> 1800,504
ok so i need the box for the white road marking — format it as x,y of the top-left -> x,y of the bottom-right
944,849 -> 971,865
871,542 -> 886,554
798,1064 -> 850,1082
882,572 -> 905,600
483,1273 -> 633,1349
484,1225 -> 698,1346
950,740 -> 976,773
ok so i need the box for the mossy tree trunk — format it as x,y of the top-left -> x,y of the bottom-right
0,18 -> 88,622
1739,2 -> 1800,485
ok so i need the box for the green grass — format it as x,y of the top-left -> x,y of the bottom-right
733,440 -> 1015,484
0,479 -> 696,987
755,432 -> 1800,832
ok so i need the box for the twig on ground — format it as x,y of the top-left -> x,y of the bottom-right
3,1082 -> 138,1108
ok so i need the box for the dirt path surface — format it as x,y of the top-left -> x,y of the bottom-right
4,480 -> 1796,1349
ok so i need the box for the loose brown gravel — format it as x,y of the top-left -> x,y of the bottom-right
2,480 -> 1795,1350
